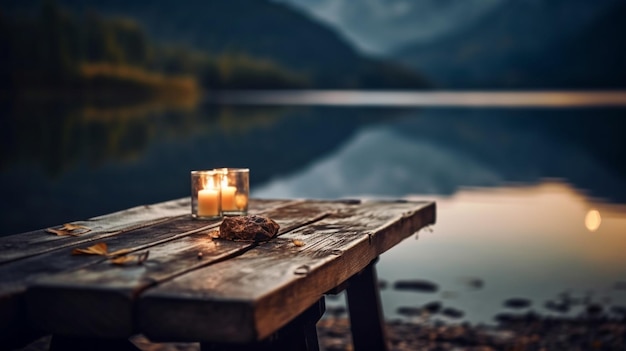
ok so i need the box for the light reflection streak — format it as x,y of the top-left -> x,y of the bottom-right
209,90 -> 626,107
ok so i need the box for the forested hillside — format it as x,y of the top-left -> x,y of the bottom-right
1,0 -> 428,93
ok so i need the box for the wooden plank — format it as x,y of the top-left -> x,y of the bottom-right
0,199 -> 292,348
0,198 -> 190,264
0,199 -> 296,264
138,201 -> 435,344
0,199 -> 289,298
24,200 -> 349,339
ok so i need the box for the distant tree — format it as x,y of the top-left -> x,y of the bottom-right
208,52 -> 310,89
84,11 -> 124,64
1,0 -> 318,92
110,18 -> 150,66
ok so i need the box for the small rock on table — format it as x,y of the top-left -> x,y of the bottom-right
219,215 -> 280,242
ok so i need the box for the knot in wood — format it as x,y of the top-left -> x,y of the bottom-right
294,265 -> 310,275
219,215 -> 280,242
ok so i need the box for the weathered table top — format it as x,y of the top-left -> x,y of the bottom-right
0,198 -> 435,349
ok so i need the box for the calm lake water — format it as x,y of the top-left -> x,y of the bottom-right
1,91 -> 625,325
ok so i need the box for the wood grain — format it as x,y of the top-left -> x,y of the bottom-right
138,201 -> 435,343
24,200 -> 348,338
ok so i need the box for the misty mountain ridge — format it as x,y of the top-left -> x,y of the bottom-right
274,0 -> 507,54
393,0 -> 625,88
275,0 -> 625,88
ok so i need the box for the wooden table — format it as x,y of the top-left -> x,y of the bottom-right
0,198 -> 436,351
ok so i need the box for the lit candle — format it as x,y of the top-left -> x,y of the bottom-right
212,167 -> 249,215
221,177 -> 237,211
198,178 -> 220,217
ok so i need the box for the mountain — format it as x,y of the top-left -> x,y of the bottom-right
1,0 -> 428,89
274,0 -> 506,55
393,0 -> 623,89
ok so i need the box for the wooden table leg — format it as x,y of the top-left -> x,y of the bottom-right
49,335 -> 141,351
346,258 -> 388,351
201,297 -> 325,351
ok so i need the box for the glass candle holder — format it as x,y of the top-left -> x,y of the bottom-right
191,170 -> 222,220
216,168 -> 249,216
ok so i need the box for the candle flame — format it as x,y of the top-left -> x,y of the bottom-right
203,175 -> 216,190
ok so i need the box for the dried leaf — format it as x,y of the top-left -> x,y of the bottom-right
109,255 -> 136,265
292,239 -> 305,247
108,248 -> 133,257
45,228 -> 71,236
46,223 -> 91,237
72,242 -> 108,256
109,251 -> 149,266
71,242 -> 143,267
63,223 -> 89,231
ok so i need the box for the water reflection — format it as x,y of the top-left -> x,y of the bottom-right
212,90 -> 626,107
371,183 -> 626,324
0,98 -> 198,176
253,108 -> 626,203
3,104 -> 289,172
254,126 -> 503,198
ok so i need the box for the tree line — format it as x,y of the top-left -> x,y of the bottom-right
0,0 -> 309,99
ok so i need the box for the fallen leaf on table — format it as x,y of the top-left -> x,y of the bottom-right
108,248 -> 133,257
110,251 -> 149,266
72,242 -> 108,256
71,242 -> 148,266
63,223 -> 89,231
46,223 -> 91,236
45,228 -> 70,236
109,255 -> 135,265
293,239 -> 305,247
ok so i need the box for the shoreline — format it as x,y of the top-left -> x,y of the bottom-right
17,313 -> 626,351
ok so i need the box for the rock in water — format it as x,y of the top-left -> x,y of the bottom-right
503,298 -> 532,309
219,215 -> 280,242
393,280 -> 439,293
